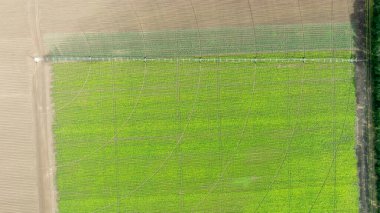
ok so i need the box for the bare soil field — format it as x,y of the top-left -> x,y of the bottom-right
0,0 -> 55,212
38,0 -> 354,33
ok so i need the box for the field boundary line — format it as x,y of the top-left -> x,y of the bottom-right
354,0 -> 377,212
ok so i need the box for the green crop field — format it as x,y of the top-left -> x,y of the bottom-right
52,51 -> 358,212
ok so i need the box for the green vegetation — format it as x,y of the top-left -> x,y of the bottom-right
46,23 -> 353,58
371,0 -> 380,203
52,51 -> 358,212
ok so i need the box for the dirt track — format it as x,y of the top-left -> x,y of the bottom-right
0,0 -> 357,213
352,0 -> 378,212
0,0 -> 56,212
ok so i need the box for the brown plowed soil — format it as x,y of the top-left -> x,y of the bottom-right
0,0 -> 56,212
38,0 -> 353,34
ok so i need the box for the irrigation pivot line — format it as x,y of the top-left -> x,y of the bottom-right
43,56 -> 362,63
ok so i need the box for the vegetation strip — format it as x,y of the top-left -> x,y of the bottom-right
371,0 -> 380,207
